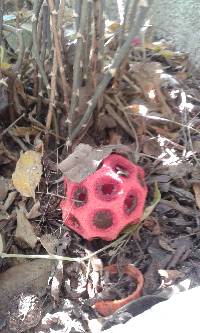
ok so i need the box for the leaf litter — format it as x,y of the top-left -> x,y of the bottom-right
1,3 -> 200,332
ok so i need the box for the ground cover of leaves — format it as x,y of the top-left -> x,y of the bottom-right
1,12 -> 200,333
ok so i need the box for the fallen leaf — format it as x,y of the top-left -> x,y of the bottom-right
0,260 -> 52,319
193,183 -> 200,209
15,206 -> 37,248
158,269 -> 185,287
0,177 -> 9,201
142,138 -> 162,157
51,260 -> 63,305
9,126 -> 39,138
108,130 -> 122,145
90,253 -> 103,296
158,236 -> 175,253
143,216 -> 161,235
106,20 -> 120,33
58,144 -> 113,183
97,114 -> 117,130
2,191 -> 17,211
12,150 -> 42,199
40,233 -> 58,255
26,200 -> 41,219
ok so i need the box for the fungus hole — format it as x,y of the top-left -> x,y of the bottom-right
74,186 -> 88,207
93,210 -> 113,229
101,183 -> 115,195
114,164 -> 129,177
69,214 -> 80,228
124,193 -> 137,215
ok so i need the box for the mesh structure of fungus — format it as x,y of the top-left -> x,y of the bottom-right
60,154 -> 148,241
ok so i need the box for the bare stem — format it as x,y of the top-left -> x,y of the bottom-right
71,0 -> 153,141
45,50 -> 57,132
32,0 -> 49,90
0,0 -> 3,45
90,0 -> 104,88
127,0 -> 140,33
73,0 -> 82,32
48,0 -> 70,115
83,1 -> 92,82
68,0 -> 88,139
118,0 -> 130,47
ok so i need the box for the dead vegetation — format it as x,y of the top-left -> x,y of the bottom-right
1,0 -> 200,332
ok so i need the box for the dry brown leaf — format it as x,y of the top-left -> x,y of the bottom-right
142,138 -> 162,157
58,144 -> 113,183
59,143 -> 131,183
15,206 -> 37,248
97,114 -> 117,130
108,130 -> 122,145
0,260 -> 52,319
193,183 -> 200,209
158,269 -> 185,286
26,200 -> 41,219
12,150 -> 42,199
143,216 -> 161,235
9,126 -> 39,138
51,260 -> 63,305
40,233 -> 58,255
159,236 -> 175,253
0,177 -> 9,201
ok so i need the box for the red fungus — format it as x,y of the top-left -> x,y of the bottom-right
60,154 -> 147,240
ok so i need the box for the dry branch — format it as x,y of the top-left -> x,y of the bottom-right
48,0 -> 69,115
71,0 -> 153,142
68,0 -> 88,138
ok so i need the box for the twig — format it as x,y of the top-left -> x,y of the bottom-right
37,0 -> 50,115
128,112 -> 200,136
118,0 -> 130,47
132,0 -> 153,37
8,130 -> 28,151
126,0 -> 140,33
68,0 -> 88,139
105,103 -> 136,140
114,94 -> 139,153
71,0 -> 154,141
83,1 -> 92,82
57,0 -> 65,29
98,0 -> 105,74
48,0 -> 69,114
0,0 -> 3,45
73,0 -> 82,32
45,49 -> 58,135
32,0 -> 49,90
0,231 -> 130,262
90,0 -> 104,88
1,114 -> 25,137
117,0 -> 126,25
